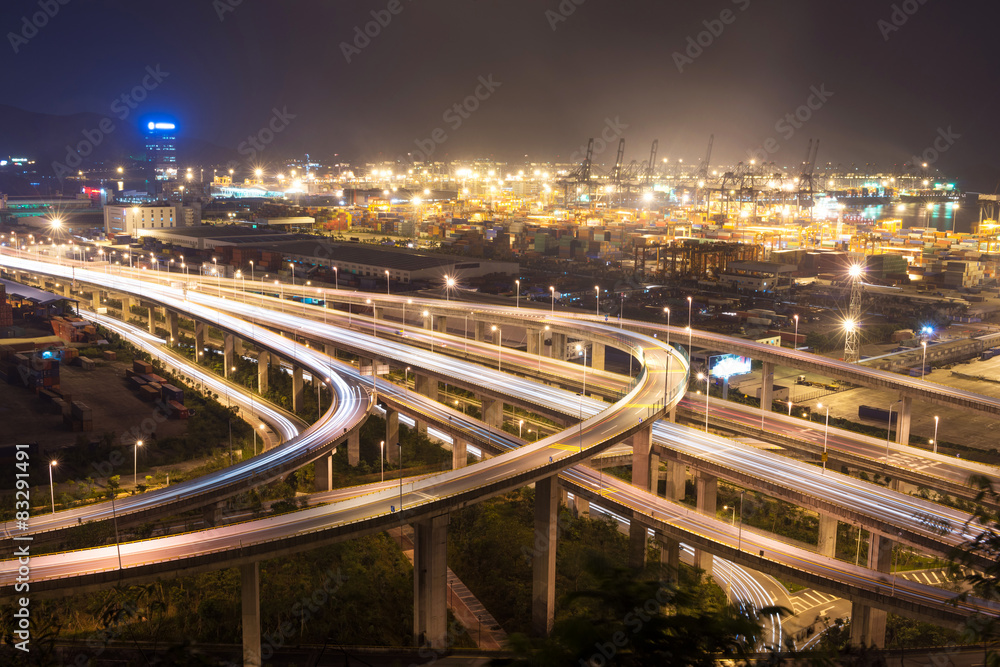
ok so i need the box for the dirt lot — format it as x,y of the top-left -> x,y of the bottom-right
0,358 -> 188,457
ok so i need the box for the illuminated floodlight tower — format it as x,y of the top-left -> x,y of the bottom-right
844,263 -> 864,363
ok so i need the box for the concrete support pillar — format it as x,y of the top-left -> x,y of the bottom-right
480,396 -> 503,429
147,307 -> 156,335
573,495 -> 590,517
659,535 -> 680,576
452,440 -> 467,469
167,310 -> 179,344
527,330 -> 540,355
434,315 -> 447,333
90,290 -> 100,310
224,334 -> 235,379
413,514 -> 449,648
121,295 -> 134,318
760,361 -> 774,413
628,521 -> 647,570
532,476 -> 559,637
896,395 -> 912,446
591,342 -> 606,372
292,366 -> 304,414
314,453 -> 333,492
240,562 -> 261,667
850,534 -> 893,648
474,320 -> 487,342
62,282 -> 71,298
346,430 -> 360,467
664,461 -> 686,501
386,409 -> 400,464
551,332 -> 566,360
234,337 -> 244,356
694,473 -> 718,574
414,373 -> 437,400
817,514 -> 838,558
630,425 -> 654,492
324,343 -> 336,358
194,321 -> 205,360
257,350 -> 269,394
202,502 -> 222,526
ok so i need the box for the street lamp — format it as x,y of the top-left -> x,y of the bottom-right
515,279 -> 520,309
289,262 -> 295,286
886,399 -> 902,462
519,419 -> 524,438
385,270 -> 390,297
817,402 -> 830,473
134,440 -> 143,487
737,489 -> 747,551
793,314 -> 799,350
333,266 -> 338,291
723,504 -> 736,526
248,260 -> 254,282
380,440 -> 385,482
932,415 -> 939,454
423,311 -> 434,352
921,341 -> 927,380
367,298 -> 376,338
663,307 -> 670,347
687,295 -> 693,332
595,286 -> 600,317
49,460 -> 57,514
254,423 -> 265,456
697,372 -> 710,431
491,325 -> 502,371
445,275 -> 456,302
575,343 -> 588,452
550,286 -> 555,313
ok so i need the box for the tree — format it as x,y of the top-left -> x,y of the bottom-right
496,553 -> 780,666
949,475 -> 1000,666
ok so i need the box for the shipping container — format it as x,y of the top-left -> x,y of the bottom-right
858,404 -> 898,424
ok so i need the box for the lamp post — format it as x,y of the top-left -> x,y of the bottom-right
595,286 -> 600,317
818,402 -> 830,473
886,399 -> 902,462
367,298 -> 376,338
515,279 -> 520,309
491,325 -> 502,371
333,266 -> 338,291
550,286 -> 555,313
289,262 -> 295,286
254,423 -> 265,456
921,341 -> 927,380
403,298 -> 412,334
663,307 -> 670,347
697,372 -> 710,431
249,260 -> 254,282
398,441 -> 403,511
723,504 -> 736,526
385,270 -> 390,297
48,460 -> 57,514
687,295 -> 693,332
445,275 -> 455,302
932,415 -> 939,454
576,343 -> 588,452
380,440 -> 385,482
423,311 -> 433,352
737,489 -> 746,551
134,440 -> 143,487
788,400 -> 793,417
793,314 -> 799,350
519,419 -> 524,438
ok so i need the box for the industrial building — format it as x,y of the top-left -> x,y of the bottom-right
104,203 -> 202,236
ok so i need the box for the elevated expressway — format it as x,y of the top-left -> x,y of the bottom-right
1,254 -> 997,654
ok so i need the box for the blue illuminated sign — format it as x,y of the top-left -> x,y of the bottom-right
710,354 -> 751,379
147,122 -> 176,130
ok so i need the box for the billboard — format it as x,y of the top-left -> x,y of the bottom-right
710,354 -> 751,379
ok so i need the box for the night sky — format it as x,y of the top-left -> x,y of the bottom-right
2,0 -> 998,184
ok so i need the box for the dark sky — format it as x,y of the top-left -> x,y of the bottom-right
2,0 -> 998,183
